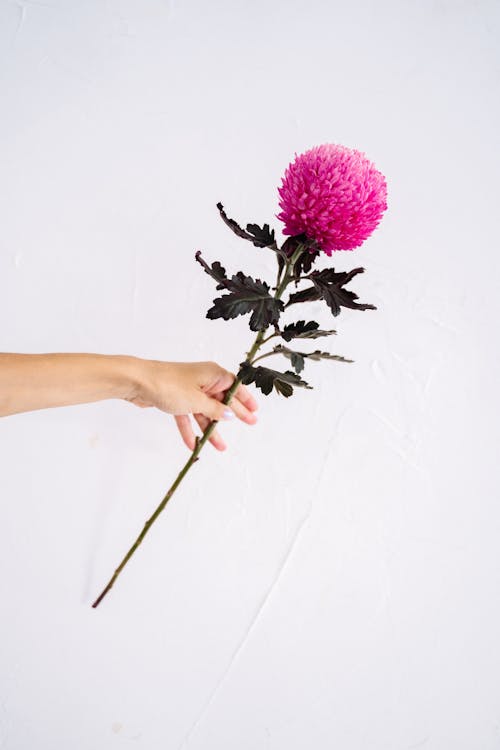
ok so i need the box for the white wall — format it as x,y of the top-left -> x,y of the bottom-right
1,1 -> 499,747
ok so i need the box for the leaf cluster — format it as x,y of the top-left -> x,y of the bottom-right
194,204 -> 378,400
216,203 -> 276,249
238,361 -> 312,398
195,251 -> 283,331
287,267 -> 376,317
280,320 -> 336,342
272,344 -> 353,374
280,234 -> 321,278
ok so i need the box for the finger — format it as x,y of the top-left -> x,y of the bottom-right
194,413 -> 227,451
226,394 -> 258,424
196,393 -> 236,422
200,365 -> 235,394
209,381 -> 258,412
234,383 -> 259,411
174,414 -> 196,451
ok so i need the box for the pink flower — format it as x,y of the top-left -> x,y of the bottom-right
276,144 -> 387,254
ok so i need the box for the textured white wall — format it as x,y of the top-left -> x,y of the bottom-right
1,0 -> 499,748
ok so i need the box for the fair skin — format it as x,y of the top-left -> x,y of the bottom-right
0,353 -> 258,451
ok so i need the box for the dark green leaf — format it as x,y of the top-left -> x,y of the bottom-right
286,265 -> 376,317
274,379 -> 294,397
272,344 -> 354,373
286,286 -> 322,306
302,350 -> 354,364
195,250 -> 228,290
245,222 -> 275,248
281,320 -> 337,342
281,235 -> 307,258
217,202 -> 254,242
294,247 -> 320,277
310,267 -> 364,285
277,236 -> 303,277
311,277 -> 376,316
237,361 -> 312,397
207,275 -> 284,331
281,234 -> 321,280
290,351 -> 305,373
217,203 -> 276,249
196,250 -> 284,331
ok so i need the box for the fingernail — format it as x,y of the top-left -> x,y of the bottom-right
223,409 -> 234,420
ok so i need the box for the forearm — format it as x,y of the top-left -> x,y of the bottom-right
0,353 -> 141,417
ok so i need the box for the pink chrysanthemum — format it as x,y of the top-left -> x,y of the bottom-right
276,144 -> 387,254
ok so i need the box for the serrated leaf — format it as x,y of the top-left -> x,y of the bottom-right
286,286 -> 322,306
290,351 -> 305,373
217,203 -> 276,249
311,267 -> 376,316
196,250 -> 284,331
245,222 -> 275,248
294,247 -> 320,277
281,320 -> 337,342
286,265 -> 376,317
237,361 -> 312,397
302,350 -> 354,364
195,250 -> 229,290
207,275 -> 284,331
272,344 -> 354,373
312,278 -> 376,316
281,235 -> 308,257
280,235 -> 321,280
216,202 -> 254,241
274,379 -> 294,397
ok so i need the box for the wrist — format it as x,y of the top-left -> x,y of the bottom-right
109,355 -> 148,401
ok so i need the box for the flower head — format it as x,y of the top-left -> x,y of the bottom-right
276,144 -> 387,254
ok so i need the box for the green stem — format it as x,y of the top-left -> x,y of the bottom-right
91,244 -> 304,608
250,350 -> 278,365
274,260 -> 284,292
258,332 -> 278,347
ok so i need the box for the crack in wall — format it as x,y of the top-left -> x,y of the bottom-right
176,425 -> 340,748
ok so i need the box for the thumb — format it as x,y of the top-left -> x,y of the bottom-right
196,393 -> 235,422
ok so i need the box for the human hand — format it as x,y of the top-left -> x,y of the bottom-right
126,359 -> 258,451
